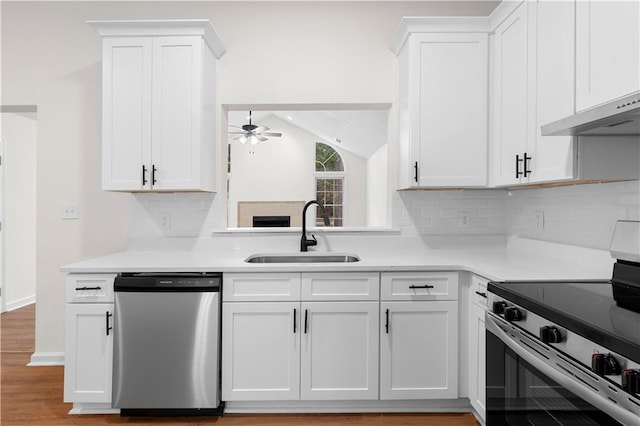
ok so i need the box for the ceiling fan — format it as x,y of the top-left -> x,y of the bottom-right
228,111 -> 282,145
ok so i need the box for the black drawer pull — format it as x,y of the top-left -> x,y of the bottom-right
516,154 -> 523,178
106,311 -> 113,336
293,308 -> 297,334
304,309 -> 308,334
142,165 -> 148,186
413,161 -> 419,183
75,286 -> 102,291
385,308 -> 389,334
475,291 -> 487,298
523,152 -> 532,178
409,284 -> 434,289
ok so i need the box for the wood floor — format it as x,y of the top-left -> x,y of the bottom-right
1,304 -> 480,425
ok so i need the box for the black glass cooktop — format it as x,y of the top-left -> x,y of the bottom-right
488,280 -> 640,363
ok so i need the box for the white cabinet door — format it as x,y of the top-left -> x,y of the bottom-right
468,302 -> 486,419
380,301 -> 458,399
300,302 -> 379,400
99,26 -> 217,192
406,33 -> 488,188
102,37 -> 152,191
151,36 -> 204,191
222,302 -> 300,401
576,0 -> 640,111
63,303 -> 113,403
491,3 -> 530,186
529,0 -> 576,183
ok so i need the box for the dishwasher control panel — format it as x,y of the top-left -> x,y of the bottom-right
115,273 -> 221,292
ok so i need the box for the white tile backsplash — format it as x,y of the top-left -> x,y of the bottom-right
131,181 -> 639,251
504,180 -> 640,250
394,189 -> 507,236
394,180 -> 639,250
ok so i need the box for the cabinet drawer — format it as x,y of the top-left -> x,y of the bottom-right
223,273 -> 300,301
381,272 -> 458,301
301,273 -> 379,301
66,274 -> 116,303
471,274 -> 489,309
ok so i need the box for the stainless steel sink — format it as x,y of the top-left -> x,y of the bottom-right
245,253 -> 360,264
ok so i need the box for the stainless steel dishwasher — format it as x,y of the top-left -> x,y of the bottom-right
112,273 -> 223,416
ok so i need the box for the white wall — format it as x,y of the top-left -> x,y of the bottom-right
1,111 -> 37,311
1,1 -> 499,356
367,144 -> 389,227
228,115 -> 316,227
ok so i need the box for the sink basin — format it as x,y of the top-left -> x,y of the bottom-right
245,253 -> 360,264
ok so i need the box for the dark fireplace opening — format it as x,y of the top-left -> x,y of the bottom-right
252,216 -> 291,227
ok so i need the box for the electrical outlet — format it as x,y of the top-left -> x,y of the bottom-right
159,214 -> 171,230
460,210 -> 471,228
62,203 -> 79,220
534,211 -> 545,231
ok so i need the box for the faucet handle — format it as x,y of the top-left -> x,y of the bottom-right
309,235 -> 318,246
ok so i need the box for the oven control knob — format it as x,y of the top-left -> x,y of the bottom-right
592,353 -> 622,376
492,301 -> 508,315
504,307 -> 523,322
540,326 -> 562,344
622,369 -> 640,395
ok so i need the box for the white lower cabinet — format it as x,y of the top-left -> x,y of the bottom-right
222,272 -> 380,402
221,302 -> 300,401
468,274 -> 488,421
64,303 -> 114,403
379,301 -> 459,399
64,274 -> 116,407
300,302 -> 379,400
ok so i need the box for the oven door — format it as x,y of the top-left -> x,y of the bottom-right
485,313 -> 638,425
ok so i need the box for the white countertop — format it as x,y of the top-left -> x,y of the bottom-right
61,235 -> 615,282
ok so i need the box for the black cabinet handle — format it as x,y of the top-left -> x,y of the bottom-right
516,154 -> 523,178
152,164 -> 158,186
293,308 -> 297,334
75,286 -> 101,291
106,311 -> 113,336
414,161 -> 419,183
142,165 -> 148,186
409,284 -> 434,289
385,308 -> 390,334
475,291 -> 487,298
523,153 -> 532,177
304,309 -> 308,334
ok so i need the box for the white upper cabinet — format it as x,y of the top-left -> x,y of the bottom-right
575,0 -> 640,111
394,26 -> 489,189
91,20 -> 224,192
490,2 -> 530,186
528,0 -> 577,183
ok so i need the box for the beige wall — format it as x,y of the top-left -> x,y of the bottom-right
1,111 -> 37,311
1,1 -> 498,356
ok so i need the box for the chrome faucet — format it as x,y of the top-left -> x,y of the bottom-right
301,200 -> 330,252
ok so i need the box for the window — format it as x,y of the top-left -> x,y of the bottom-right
315,142 -> 344,227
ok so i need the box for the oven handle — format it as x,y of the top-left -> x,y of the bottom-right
486,314 -> 639,426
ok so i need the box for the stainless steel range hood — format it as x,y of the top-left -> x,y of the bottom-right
541,92 -> 640,136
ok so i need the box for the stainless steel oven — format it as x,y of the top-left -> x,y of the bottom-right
486,221 -> 640,425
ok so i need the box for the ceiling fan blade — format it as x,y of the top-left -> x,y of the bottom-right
261,132 -> 282,137
253,125 -> 270,133
228,131 -> 245,134
255,134 -> 268,142
228,124 -> 243,129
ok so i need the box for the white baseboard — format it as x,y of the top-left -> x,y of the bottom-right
4,295 -> 35,312
68,403 -> 118,415
28,351 -> 65,366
